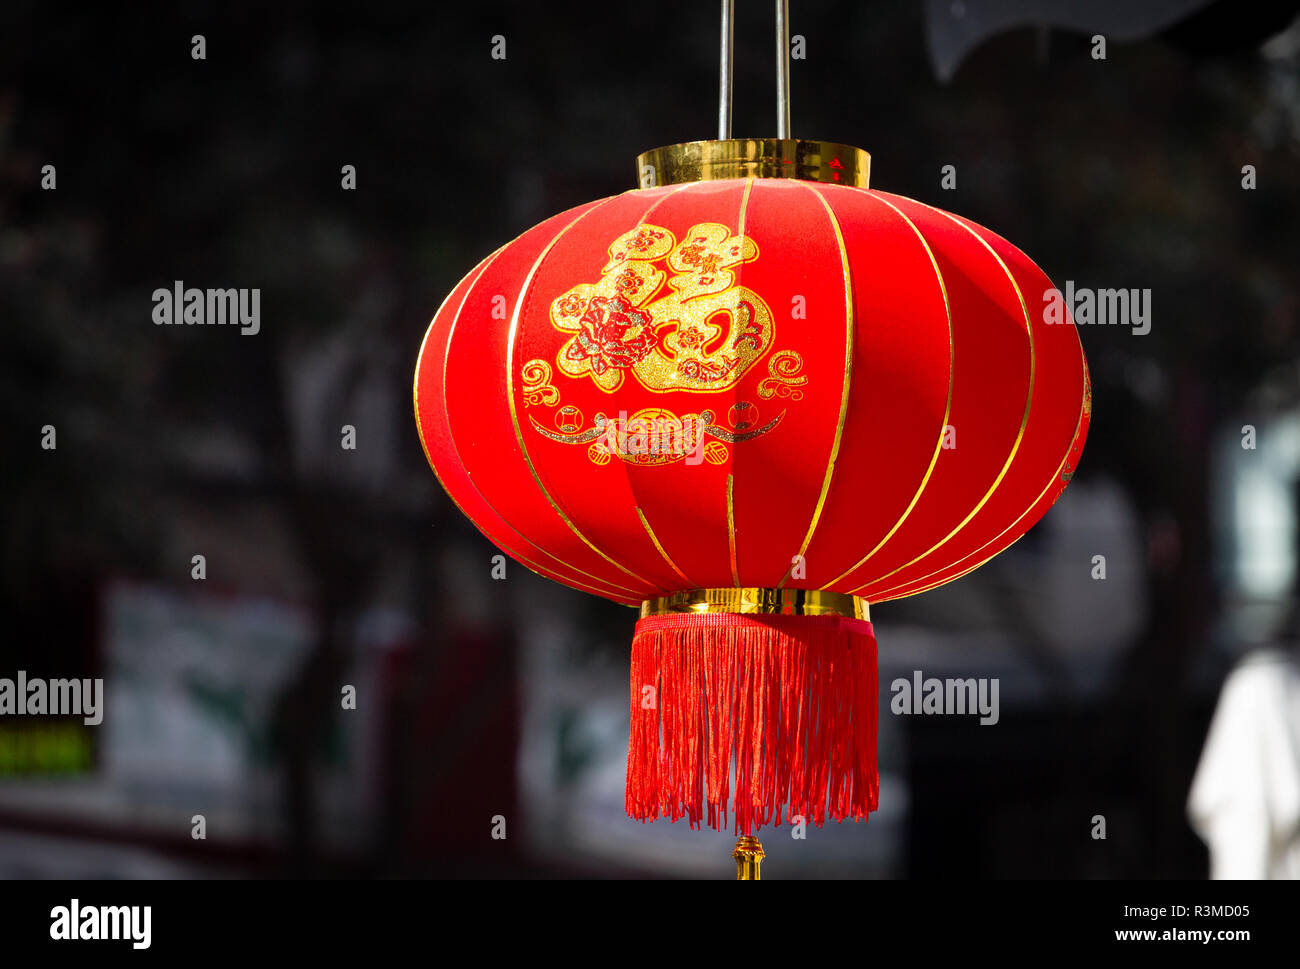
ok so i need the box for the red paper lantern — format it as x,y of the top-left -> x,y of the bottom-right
414,140 -> 1089,841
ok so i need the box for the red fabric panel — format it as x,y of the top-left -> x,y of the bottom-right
795,185 -> 954,590
726,179 -> 856,586
514,183 -> 743,591
434,198 -> 656,602
866,211 -> 1090,601
822,190 -> 1031,594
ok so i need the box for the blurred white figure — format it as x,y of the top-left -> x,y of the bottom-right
1188,649 -> 1300,879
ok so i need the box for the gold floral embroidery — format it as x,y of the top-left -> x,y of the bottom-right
757,349 -> 807,401
521,359 -> 561,408
547,222 -> 774,393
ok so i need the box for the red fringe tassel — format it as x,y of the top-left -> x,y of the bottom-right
626,612 -> 878,834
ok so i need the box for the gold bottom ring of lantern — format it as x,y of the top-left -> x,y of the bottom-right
639,587 -> 869,620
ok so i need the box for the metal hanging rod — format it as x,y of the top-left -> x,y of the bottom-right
775,0 -> 791,138
718,0 -> 793,141
719,0 -> 735,139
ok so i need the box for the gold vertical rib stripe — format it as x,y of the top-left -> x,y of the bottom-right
821,192 -> 956,590
849,201 -> 1037,597
414,245 -> 639,603
870,340 -> 1088,602
442,238 -> 645,598
776,182 -> 855,589
719,178 -> 755,589
636,507 -> 693,588
727,473 -> 740,586
609,181 -> 703,589
505,192 -> 673,594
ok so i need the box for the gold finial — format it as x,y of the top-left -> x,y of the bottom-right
733,836 -> 765,880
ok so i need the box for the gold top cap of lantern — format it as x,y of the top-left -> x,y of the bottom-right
636,138 -> 870,189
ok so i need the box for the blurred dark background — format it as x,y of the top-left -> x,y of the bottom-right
2,0 -> 1299,878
